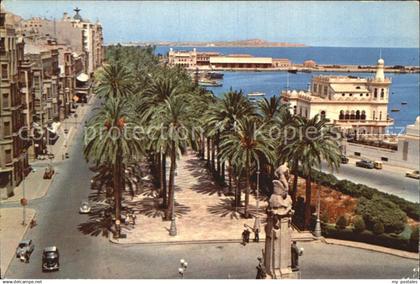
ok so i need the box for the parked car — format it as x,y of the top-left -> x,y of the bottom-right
16,240 -> 34,258
79,201 -> 91,214
355,159 -> 374,169
373,161 -> 383,169
405,170 -> 420,179
42,246 -> 59,272
340,155 -> 349,164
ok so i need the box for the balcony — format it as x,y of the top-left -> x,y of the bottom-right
333,118 -> 394,127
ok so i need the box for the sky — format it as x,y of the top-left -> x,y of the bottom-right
3,0 -> 419,48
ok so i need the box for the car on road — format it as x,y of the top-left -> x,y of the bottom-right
340,155 -> 349,164
355,159 -> 374,169
79,201 -> 91,214
405,170 -> 420,179
16,240 -> 34,258
42,246 -> 60,272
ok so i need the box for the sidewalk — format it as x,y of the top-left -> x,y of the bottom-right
0,207 -> 36,278
113,151 -> 311,245
323,238 -> 419,260
1,97 -> 95,204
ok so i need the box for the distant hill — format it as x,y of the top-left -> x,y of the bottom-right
125,39 -> 306,48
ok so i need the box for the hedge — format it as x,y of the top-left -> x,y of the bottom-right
322,224 -> 418,252
303,169 -> 420,220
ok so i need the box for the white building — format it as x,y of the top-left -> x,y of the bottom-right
281,58 -> 393,135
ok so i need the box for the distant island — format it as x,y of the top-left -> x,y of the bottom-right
121,39 -> 307,48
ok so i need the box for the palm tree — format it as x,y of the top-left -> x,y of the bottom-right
204,90 -> 254,190
84,97 -> 144,234
149,95 -> 197,220
281,115 -> 340,228
219,116 -> 275,218
95,63 -> 134,100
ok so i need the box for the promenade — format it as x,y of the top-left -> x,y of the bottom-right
115,151 -> 314,244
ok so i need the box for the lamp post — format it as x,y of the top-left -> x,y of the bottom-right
178,259 -> 188,278
169,168 -> 177,236
314,164 -> 322,238
253,159 -> 261,232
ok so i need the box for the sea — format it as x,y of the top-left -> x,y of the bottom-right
155,46 -> 420,130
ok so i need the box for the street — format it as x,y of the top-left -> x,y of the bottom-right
321,161 -> 419,203
3,99 -> 418,279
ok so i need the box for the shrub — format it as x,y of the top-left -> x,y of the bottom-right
409,226 -> 419,251
336,215 -> 347,230
373,222 -> 385,235
320,211 -> 329,224
357,196 -> 406,234
353,215 -> 366,233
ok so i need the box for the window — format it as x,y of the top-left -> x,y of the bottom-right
339,110 -> 344,120
354,152 -> 361,157
361,111 -> 366,120
374,88 -> 378,98
379,111 -> 382,120
380,88 -> 385,99
293,105 -> 297,115
2,93 -> 9,108
321,110 -> 326,120
360,93 -> 363,96
356,86 -> 361,89
323,86 -> 327,96
356,110 -> 360,120
345,111 -> 350,120
313,84 -> 318,92
349,93 -> 353,97
342,93 -> 345,96
5,149 -> 12,164
381,157 -> 388,162
3,121 -> 10,136
1,64 -> 7,78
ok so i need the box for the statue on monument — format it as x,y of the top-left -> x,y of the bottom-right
268,163 -> 293,218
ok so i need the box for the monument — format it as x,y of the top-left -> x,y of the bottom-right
258,163 -> 299,279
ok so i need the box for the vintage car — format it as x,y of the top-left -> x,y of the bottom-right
43,166 -> 55,179
79,201 -> 91,214
405,170 -> 420,179
355,159 -> 374,169
16,239 -> 35,258
340,155 -> 349,164
42,246 -> 60,272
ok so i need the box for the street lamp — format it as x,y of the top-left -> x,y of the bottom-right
178,259 -> 188,278
169,168 -> 177,236
314,164 -> 322,238
253,159 -> 261,232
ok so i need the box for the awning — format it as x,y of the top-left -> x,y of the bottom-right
77,73 -> 89,82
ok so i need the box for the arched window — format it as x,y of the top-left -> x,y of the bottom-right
373,111 -> 376,120
380,88 -> 385,99
305,109 -> 308,118
350,110 -> 355,120
339,110 -> 344,120
321,110 -> 326,120
379,111 -> 382,120
374,88 -> 378,98
356,110 -> 360,120
293,105 -> 297,115
345,111 -> 350,120
361,111 -> 366,120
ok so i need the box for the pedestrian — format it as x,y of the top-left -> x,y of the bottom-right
253,228 -> 260,242
242,228 -> 251,245
25,251 -> 30,263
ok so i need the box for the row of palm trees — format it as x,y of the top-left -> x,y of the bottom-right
84,45 -> 342,235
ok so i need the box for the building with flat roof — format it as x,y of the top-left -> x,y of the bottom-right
281,58 -> 393,135
210,56 -> 272,69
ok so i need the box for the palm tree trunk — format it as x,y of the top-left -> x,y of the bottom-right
206,138 -> 211,168
216,132 -> 220,179
166,142 -> 176,220
211,138 -> 216,174
113,158 -> 121,236
228,160 -> 233,192
162,152 -> 167,208
221,162 -> 225,183
244,151 -> 251,218
291,162 -> 299,205
304,173 -> 312,229
235,174 -> 241,209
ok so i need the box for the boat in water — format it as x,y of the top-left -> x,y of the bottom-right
401,101 -> 407,105
248,92 -> 266,97
206,72 -> 224,80
288,69 -> 298,74
198,79 -> 222,87
391,108 -> 400,112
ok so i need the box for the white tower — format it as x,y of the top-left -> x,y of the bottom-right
375,58 -> 385,81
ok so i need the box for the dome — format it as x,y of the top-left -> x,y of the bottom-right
377,58 -> 384,65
